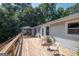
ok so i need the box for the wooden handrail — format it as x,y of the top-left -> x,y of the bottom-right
0,37 -> 14,51
0,33 -> 23,56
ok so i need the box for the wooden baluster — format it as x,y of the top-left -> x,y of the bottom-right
14,39 -> 19,56
0,33 -> 22,56
12,43 -> 16,56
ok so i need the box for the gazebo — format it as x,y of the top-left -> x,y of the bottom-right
21,26 -> 32,36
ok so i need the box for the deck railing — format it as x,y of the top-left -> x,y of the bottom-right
0,37 -> 15,51
0,33 -> 23,56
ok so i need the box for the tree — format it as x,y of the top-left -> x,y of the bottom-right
14,3 -> 31,12
32,7 -> 46,25
66,3 -> 79,14
71,3 -> 79,13
57,7 -> 70,18
0,3 -> 21,43
39,3 -> 57,21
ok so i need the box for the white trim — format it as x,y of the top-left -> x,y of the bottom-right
65,22 -> 68,35
65,20 -> 79,37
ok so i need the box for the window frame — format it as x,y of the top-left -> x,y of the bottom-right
65,20 -> 79,37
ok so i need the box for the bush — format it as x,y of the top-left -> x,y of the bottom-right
46,36 -> 53,45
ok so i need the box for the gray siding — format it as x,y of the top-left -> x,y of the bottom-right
33,18 -> 79,51
50,22 -> 79,51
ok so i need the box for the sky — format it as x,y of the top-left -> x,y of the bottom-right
32,3 -> 74,9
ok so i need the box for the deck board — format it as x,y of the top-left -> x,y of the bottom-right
21,37 -> 52,56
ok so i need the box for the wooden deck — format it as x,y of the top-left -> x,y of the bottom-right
21,37 -> 52,56
0,34 -> 57,56
0,34 -> 77,56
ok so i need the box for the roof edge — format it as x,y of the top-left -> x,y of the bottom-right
33,13 -> 79,27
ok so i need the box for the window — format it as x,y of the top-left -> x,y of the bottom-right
46,26 -> 49,35
67,22 -> 79,35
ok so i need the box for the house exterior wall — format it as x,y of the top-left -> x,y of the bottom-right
32,13 -> 79,55
32,28 -> 36,36
33,24 -> 50,37
50,19 -> 79,51
41,25 -> 46,36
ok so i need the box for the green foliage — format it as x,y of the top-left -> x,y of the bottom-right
57,7 -> 65,17
0,7 -> 20,43
66,3 -> 79,14
39,3 -> 57,21
46,36 -> 53,45
73,3 -> 79,13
